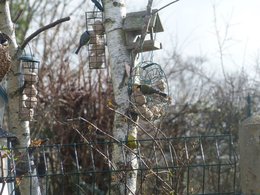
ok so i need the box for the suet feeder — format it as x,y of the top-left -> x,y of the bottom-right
0,127 -> 17,186
123,9 -> 164,53
19,55 -> 39,121
85,11 -> 106,69
129,61 -> 170,120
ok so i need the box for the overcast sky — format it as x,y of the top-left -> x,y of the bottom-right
125,0 -> 260,75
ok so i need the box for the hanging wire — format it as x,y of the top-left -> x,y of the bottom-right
155,0 -> 181,14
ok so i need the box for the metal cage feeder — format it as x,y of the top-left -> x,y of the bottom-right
85,11 -> 106,69
19,55 -> 39,121
129,61 -> 170,120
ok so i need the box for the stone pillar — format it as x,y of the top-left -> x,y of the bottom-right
239,115 -> 260,194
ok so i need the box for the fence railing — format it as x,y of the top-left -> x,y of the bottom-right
0,134 -> 240,195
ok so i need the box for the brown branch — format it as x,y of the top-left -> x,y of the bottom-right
20,16 -> 70,50
155,0 -> 180,13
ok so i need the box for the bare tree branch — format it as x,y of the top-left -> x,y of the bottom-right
12,9 -> 23,24
155,0 -> 180,13
20,16 -> 70,50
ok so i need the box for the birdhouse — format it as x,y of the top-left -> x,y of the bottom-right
123,9 -> 164,53
19,55 -> 39,121
85,11 -> 106,69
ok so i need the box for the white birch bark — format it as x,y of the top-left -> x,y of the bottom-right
0,1 -> 41,194
103,0 -> 138,194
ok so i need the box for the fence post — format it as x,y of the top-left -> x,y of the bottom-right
239,115 -> 260,194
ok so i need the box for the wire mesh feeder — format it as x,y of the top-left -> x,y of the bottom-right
0,134 -> 240,195
85,11 -> 106,69
129,61 -> 170,121
19,55 -> 39,121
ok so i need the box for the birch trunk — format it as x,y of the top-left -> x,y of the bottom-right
103,0 -> 138,194
0,1 -> 41,194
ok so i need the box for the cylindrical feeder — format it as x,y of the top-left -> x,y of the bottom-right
23,85 -> 38,97
24,96 -> 37,108
19,55 -> 39,121
20,107 -> 34,121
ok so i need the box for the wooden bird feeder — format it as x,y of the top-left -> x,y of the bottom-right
123,9 -> 164,53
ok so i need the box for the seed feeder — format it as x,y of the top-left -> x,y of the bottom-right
85,11 -> 106,69
19,55 -> 39,121
123,9 -> 164,53
128,61 -> 170,120
0,127 -> 17,189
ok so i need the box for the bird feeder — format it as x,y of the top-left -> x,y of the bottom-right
85,11 -> 106,69
19,55 -> 39,83
123,9 -> 164,53
128,61 -> 170,121
0,127 -> 17,187
19,55 -> 39,121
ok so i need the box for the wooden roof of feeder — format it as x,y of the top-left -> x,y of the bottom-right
123,9 -> 164,33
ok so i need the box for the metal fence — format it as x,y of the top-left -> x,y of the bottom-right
0,135 -> 240,195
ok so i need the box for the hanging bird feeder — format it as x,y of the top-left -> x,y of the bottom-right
129,61 -> 170,121
123,9 -> 164,53
19,55 -> 39,121
19,55 -> 39,84
85,11 -> 106,69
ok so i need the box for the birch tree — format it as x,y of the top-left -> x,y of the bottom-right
0,1 -> 37,194
0,0 -> 69,194
103,0 -> 138,194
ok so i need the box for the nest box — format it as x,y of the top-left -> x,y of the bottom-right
123,9 -> 164,53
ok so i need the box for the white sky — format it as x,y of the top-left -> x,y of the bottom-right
126,0 -> 260,75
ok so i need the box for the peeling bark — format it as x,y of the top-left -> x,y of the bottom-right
104,0 -> 138,194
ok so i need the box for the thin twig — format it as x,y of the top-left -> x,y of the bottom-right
13,9 -> 24,24
20,16 -> 70,50
65,117 -> 173,191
